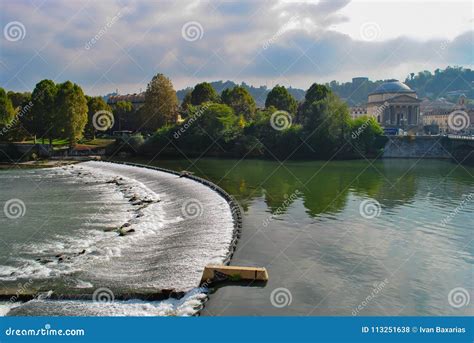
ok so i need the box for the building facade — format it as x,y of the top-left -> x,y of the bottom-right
366,80 -> 421,134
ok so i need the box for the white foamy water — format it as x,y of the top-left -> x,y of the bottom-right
0,161 -> 236,316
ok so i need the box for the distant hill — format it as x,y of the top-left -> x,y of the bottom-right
171,66 -> 474,108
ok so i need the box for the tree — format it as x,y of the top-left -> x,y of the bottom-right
142,73 -> 178,131
298,84 -> 351,157
265,85 -> 298,115
221,86 -> 256,121
55,81 -> 88,146
7,91 -> 31,109
350,116 -> 384,156
29,80 -> 58,144
114,101 -> 134,131
191,82 -> 219,105
181,91 -> 192,112
0,87 -> 15,126
85,96 -> 111,139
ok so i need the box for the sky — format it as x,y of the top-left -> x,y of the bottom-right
1,0 -> 473,95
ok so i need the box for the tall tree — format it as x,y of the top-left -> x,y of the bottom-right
191,82 -> 219,105
142,73 -> 178,130
29,80 -> 58,144
265,85 -> 298,115
85,96 -> 111,139
55,81 -> 88,146
221,86 -> 256,121
0,88 -> 15,132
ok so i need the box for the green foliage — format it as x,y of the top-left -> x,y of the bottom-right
191,82 -> 219,105
350,116 -> 384,156
404,66 -> 474,99
142,73 -> 178,131
221,86 -> 256,121
265,85 -> 297,115
0,87 -> 15,126
181,91 -> 192,112
7,91 -> 31,109
55,81 -> 88,146
29,79 -> 58,142
85,96 -> 111,138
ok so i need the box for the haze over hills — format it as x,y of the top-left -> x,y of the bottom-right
174,67 -> 474,107
103,67 -> 473,108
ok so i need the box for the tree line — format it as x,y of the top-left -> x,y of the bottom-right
0,72 -> 384,159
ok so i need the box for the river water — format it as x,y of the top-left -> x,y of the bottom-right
126,158 -> 473,316
0,158 -> 472,316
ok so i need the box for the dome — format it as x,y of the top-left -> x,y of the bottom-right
370,80 -> 414,95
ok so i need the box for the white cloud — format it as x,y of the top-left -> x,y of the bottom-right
0,0 -> 472,94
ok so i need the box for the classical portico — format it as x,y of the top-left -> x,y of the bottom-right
366,80 -> 421,134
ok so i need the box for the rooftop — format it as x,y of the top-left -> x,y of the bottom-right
370,80 -> 415,95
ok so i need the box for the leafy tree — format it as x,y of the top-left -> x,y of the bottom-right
181,91 -> 192,112
55,81 -> 88,146
191,82 -> 219,105
85,96 -> 111,139
7,91 -> 31,109
114,101 -> 134,131
29,80 -> 58,144
142,73 -> 178,131
265,85 -> 297,115
298,84 -> 351,157
0,88 -> 15,126
221,86 -> 256,121
350,116 -> 384,156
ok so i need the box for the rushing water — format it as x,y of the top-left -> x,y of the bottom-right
0,161 -> 234,316
122,158 -> 473,316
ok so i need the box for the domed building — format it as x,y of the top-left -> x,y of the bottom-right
367,80 -> 421,134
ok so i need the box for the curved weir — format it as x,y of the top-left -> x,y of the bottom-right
1,161 -> 242,316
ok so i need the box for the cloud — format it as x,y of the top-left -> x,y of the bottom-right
0,0 -> 472,95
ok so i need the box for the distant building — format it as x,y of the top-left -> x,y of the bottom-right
366,80 -> 421,134
352,77 -> 369,86
107,93 -> 145,109
422,95 -> 474,134
350,106 -> 367,119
